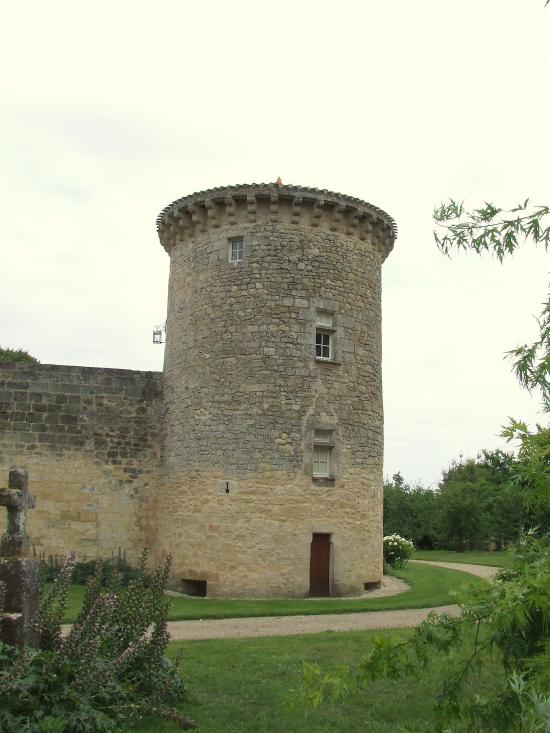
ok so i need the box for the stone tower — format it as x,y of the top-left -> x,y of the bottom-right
154,183 -> 396,598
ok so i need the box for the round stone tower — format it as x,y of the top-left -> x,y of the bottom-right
154,182 -> 396,598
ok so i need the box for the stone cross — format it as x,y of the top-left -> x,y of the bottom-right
0,468 -> 36,557
0,468 -> 39,647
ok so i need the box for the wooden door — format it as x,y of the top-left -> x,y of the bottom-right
309,533 -> 331,596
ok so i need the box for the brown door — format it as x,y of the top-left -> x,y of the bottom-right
309,533 -> 331,596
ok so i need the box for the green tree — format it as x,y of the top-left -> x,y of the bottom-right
408,485 -> 439,549
384,472 -> 438,549
383,472 -> 413,538
436,459 -> 489,551
501,421 -> 550,532
434,449 -> 520,551
477,449 -> 523,550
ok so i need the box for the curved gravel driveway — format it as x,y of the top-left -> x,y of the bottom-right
166,561 -> 499,641
410,559 -> 499,581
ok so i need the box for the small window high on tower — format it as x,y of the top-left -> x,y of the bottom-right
315,311 -> 335,360
229,237 -> 244,263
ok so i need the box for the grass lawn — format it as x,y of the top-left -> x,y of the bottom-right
412,549 -> 510,566
127,627 -> 503,733
58,563 -> 487,624
164,564 -> 486,620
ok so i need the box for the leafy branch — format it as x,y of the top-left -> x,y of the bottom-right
434,199 -> 549,409
434,199 -> 550,261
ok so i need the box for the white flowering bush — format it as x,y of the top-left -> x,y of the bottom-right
383,534 -> 415,568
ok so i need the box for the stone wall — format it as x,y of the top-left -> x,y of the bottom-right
0,363 -> 162,562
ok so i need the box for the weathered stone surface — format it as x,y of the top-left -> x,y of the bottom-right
0,557 -> 39,646
0,467 -> 40,646
154,183 -> 396,597
0,468 -> 35,556
0,366 -> 162,562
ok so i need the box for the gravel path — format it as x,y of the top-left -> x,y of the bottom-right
166,561 -> 500,641
409,559 -> 500,580
166,604 -> 459,641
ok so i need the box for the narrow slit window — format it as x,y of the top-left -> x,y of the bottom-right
229,238 -> 244,262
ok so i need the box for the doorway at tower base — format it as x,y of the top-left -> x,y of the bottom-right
148,462 -> 384,598
155,526 -> 382,600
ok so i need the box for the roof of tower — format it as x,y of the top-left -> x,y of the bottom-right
156,182 -> 398,242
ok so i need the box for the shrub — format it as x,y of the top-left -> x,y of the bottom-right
39,549 -> 144,587
383,534 -> 415,568
0,549 -> 194,732
0,346 -> 39,363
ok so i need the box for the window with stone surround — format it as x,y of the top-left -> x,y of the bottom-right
313,429 -> 334,478
229,237 -> 243,263
315,310 -> 335,360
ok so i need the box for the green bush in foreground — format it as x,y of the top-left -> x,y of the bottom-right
0,550 -> 193,732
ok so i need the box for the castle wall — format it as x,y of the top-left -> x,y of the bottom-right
1,182 -> 395,599
0,363 -> 162,562
154,185 -> 395,598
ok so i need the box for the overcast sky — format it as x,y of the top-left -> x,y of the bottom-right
1,0 -> 547,487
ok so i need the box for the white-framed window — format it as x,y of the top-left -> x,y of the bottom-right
313,429 -> 334,478
313,445 -> 330,477
315,331 -> 331,359
229,237 -> 244,263
315,311 -> 335,360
